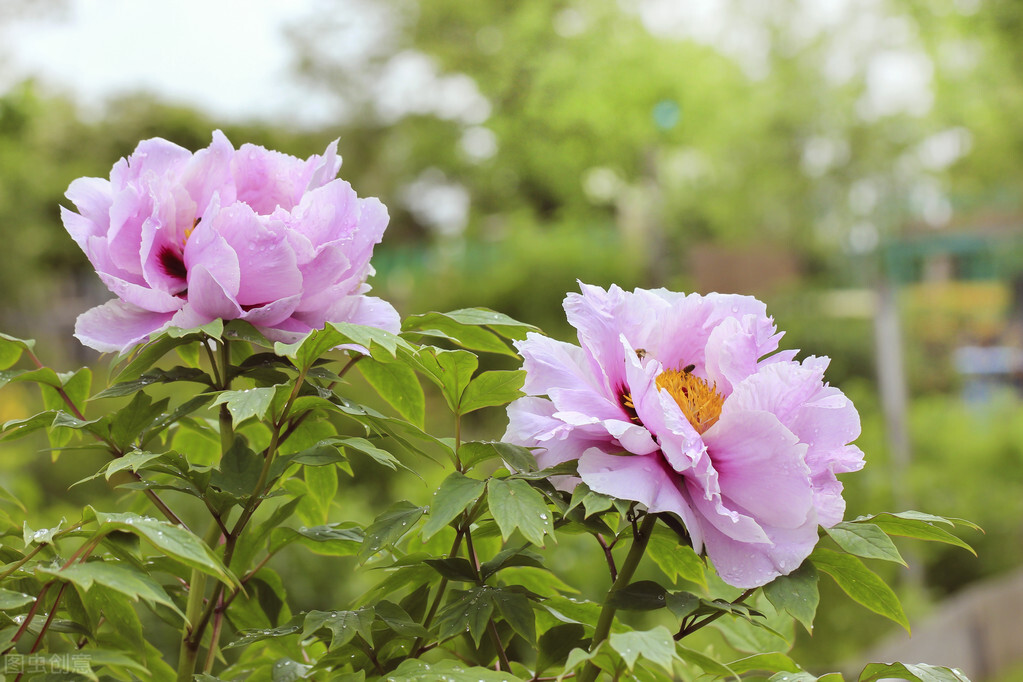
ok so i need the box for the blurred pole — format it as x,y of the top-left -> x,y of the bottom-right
874,278 -> 911,505
874,277 -> 921,585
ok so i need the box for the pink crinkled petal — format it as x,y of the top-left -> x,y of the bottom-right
232,143 -> 309,214
294,294 -> 400,335
515,332 -> 607,402
700,410 -> 813,529
64,177 -> 112,231
186,264 -> 242,321
182,130 -> 237,211
184,199 -> 241,297
306,139 -> 342,190
95,268 -> 186,314
239,294 -> 303,328
74,300 -> 175,353
704,316 -> 762,395
212,205 -> 302,306
563,283 -> 638,395
578,450 -> 704,552
700,507 -> 820,589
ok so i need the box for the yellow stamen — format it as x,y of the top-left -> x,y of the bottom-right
655,367 -> 724,434
182,217 -> 201,247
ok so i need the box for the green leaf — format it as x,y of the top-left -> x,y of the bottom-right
81,584 -> 145,652
644,526 -> 707,589
421,472 -> 486,541
213,386 -> 278,424
858,662 -> 971,682
608,626 -> 677,672
305,463 -> 338,523
493,587 -> 536,643
88,509 -> 237,587
488,478 -> 554,547
1,366 -> 62,388
374,599 -> 430,638
459,370 -> 525,414
340,436 -> 408,472
0,332 -> 34,370
608,580 -> 668,611
770,673 -> 844,682
1,411 -> 55,440
303,607 -> 375,650
24,518 -> 64,546
724,650 -> 802,678
285,440 -> 347,467
93,366 -> 211,399
536,623 -> 587,674
810,548 -> 909,631
763,561 -> 819,634
460,440 -> 538,472
826,522 -> 906,565
0,588 -> 35,609
109,392 -> 169,450
480,547 -> 544,581
358,359 -> 425,427
271,657 -> 313,681
271,523 -> 363,556
113,330 -> 210,382
862,513 -> 976,555
434,585 -> 495,645
402,309 -> 530,356
39,368 -> 92,444
541,596 -> 601,627
225,620 -> 303,649
168,318 -> 224,340
676,645 -> 740,679
210,437 -> 263,498
274,322 -> 412,369
38,561 -> 184,619
665,591 -> 700,620
103,451 -> 167,480
386,658 -> 518,681
411,347 -> 478,413
359,501 -> 426,562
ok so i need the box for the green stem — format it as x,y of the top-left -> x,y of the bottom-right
176,523 -> 224,681
217,339 -> 234,454
578,513 -> 658,682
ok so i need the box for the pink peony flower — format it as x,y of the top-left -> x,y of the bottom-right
62,131 -> 399,352
504,283 -> 864,588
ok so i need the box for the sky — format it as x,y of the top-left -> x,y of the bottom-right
0,0 -> 339,127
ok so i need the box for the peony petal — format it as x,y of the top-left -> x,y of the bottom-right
578,450 -> 704,551
240,294 -> 302,327
186,264 -> 242,320
515,333 -> 608,403
704,317 -> 762,395
563,283 -> 635,395
184,198 -> 241,297
701,410 -> 813,529
211,205 -> 302,306
182,130 -> 236,211
74,300 -> 174,353
64,177 -> 112,228
306,138 -> 342,190
700,509 -> 820,589
232,143 -> 309,214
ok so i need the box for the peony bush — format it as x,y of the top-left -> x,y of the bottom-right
0,135 -> 978,681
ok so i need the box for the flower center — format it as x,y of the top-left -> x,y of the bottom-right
655,367 -> 724,434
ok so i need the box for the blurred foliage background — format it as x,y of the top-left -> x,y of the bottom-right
3,0 -> 1023,677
